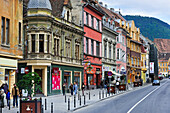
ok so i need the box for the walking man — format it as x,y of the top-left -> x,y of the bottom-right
12,84 -> 19,108
73,82 -> 78,95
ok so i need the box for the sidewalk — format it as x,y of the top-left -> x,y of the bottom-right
2,83 -> 151,113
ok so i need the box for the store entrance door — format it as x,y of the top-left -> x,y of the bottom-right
34,69 -> 43,94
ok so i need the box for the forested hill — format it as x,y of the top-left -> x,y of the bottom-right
123,15 -> 170,41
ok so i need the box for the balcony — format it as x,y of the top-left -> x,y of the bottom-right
102,57 -> 116,64
27,53 -> 52,60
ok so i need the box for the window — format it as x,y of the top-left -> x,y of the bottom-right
75,44 -> 80,59
163,63 -> 164,66
131,44 -> 133,50
47,35 -> 50,53
96,42 -> 100,56
86,38 -> 88,54
31,34 -> 35,52
91,16 -> 93,28
166,63 -> 167,66
127,55 -> 129,63
117,49 -> 119,59
163,68 -> 164,71
113,45 -> 115,59
91,40 -> 93,55
134,58 -> 136,65
131,57 -> 133,64
138,58 -> 139,66
122,36 -> 124,45
67,11 -> 69,21
104,43 -> 107,58
109,44 -> 111,59
6,19 -> 10,45
1,17 -> 5,44
117,36 -> 119,42
86,13 -> 88,25
19,22 -> 22,44
54,38 -> 60,55
96,19 -> 99,30
39,34 -> 44,52
66,41 -> 71,57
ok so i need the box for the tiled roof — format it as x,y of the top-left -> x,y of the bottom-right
98,5 -> 126,21
154,38 -> 170,53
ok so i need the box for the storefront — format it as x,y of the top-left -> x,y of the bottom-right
50,64 -> 83,95
0,57 -> 17,92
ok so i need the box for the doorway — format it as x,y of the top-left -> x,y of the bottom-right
34,69 -> 43,94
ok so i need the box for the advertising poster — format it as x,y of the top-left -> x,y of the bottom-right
52,68 -> 60,90
150,62 -> 154,73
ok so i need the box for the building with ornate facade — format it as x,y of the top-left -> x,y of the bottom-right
0,0 -> 23,91
18,0 -> 84,96
98,4 -> 118,83
126,20 -> 142,83
154,38 -> 170,77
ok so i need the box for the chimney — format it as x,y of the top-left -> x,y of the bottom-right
110,8 -> 114,12
105,4 -> 107,9
99,2 -> 103,6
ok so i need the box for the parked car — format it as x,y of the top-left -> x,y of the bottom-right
152,80 -> 160,86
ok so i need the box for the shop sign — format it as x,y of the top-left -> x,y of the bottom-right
150,62 -> 154,73
0,68 -> 5,76
82,61 -> 90,66
52,67 -> 60,90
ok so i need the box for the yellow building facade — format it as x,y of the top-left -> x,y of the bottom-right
0,0 -> 23,91
159,60 -> 168,77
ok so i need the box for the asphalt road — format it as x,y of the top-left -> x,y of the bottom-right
74,79 -> 170,113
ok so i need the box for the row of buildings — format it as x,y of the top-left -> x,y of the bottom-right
0,0 -> 160,96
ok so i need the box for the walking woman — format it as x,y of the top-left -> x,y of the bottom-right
82,82 -> 85,96
69,83 -> 73,95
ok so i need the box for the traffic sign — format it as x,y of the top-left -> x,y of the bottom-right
25,67 -> 29,74
108,71 -> 113,76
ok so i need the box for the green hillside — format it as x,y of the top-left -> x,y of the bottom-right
123,15 -> 170,41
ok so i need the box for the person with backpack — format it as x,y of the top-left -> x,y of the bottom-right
73,82 -> 78,95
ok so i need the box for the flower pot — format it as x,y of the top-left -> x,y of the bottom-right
20,98 -> 42,113
134,82 -> 139,87
118,84 -> 126,91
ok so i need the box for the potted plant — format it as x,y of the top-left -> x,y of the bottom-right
119,75 -> 126,91
17,72 -> 42,113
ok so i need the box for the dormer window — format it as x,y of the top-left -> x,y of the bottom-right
67,11 -> 69,21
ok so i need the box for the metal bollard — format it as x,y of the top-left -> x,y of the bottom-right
51,102 -> 53,113
80,95 -> 81,106
68,98 -> 70,110
78,92 -> 80,100
31,108 -> 33,113
89,91 -> 90,100
84,95 -> 86,105
102,90 -> 104,98
106,90 -> 107,97
65,95 -> 67,103
45,98 -> 47,110
74,95 -> 76,108
99,91 -> 101,99
42,105 -> 44,113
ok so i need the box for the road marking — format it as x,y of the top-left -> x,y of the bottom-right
127,81 -> 167,113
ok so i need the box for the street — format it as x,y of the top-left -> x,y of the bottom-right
74,79 -> 170,113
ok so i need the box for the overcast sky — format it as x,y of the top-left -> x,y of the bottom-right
99,0 -> 170,25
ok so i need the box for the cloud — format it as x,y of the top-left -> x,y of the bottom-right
99,0 -> 170,24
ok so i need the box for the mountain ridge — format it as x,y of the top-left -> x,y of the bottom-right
123,15 -> 170,41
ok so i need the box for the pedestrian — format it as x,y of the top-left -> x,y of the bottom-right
12,83 -> 19,108
3,83 -> 8,94
62,83 -> 66,95
82,82 -> 85,96
19,89 -> 22,98
73,82 -> 78,95
69,83 -> 73,95
0,89 -> 5,108
6,89 -> 10,107
100,81 -> 103,89
116,80 -> 119,90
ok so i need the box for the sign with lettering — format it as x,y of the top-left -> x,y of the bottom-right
150,62 -> 154,73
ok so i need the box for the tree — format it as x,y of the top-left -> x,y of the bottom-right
17,72 -> 42,97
